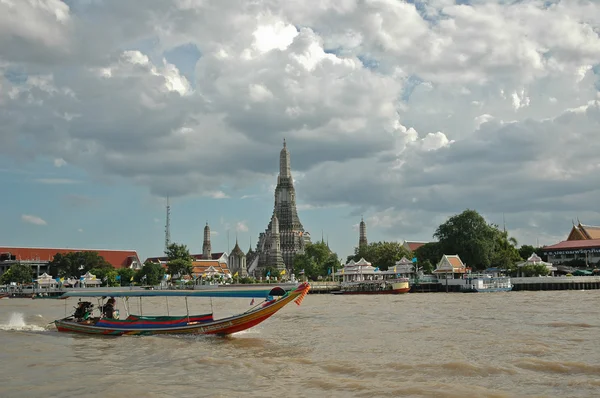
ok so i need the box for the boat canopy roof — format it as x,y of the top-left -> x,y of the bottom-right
59,286 -> 292,299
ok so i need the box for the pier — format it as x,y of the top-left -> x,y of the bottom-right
308,281 -> 341,294
511,276 -> 600,291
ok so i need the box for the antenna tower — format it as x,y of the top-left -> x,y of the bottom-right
164,196 -> 171,254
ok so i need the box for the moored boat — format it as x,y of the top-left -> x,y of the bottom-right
333,279 -> 410,295
54,283 -> 310,336
460,274 -> 513,293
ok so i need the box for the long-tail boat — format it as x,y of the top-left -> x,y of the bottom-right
54,283 -> 310,336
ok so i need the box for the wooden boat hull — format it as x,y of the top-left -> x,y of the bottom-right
54,283 -> 310,336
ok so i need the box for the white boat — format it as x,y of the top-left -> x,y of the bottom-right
461,274 -> 513,292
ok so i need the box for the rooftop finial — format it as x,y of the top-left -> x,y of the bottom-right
283,138 -> 286,148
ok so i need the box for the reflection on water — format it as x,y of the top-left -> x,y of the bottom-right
1,290 -> 600,397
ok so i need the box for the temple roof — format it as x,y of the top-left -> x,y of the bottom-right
542,239 -> 600,251
231,241 -> 245,256
433,254 -> 466,273
567,222 -> 600,240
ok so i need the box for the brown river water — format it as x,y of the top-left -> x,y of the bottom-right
1,290 -> 599,398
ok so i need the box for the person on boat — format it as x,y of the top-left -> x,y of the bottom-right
102,298 -> 116,319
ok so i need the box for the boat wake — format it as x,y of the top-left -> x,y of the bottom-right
0,312 -> 47,332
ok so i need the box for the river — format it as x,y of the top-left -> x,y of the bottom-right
1,290 -> 599,397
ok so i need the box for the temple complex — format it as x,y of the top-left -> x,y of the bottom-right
249,140 -> 311,275
542,221 -> 600,266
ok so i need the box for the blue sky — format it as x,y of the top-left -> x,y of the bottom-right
0,153 -> 364,261
1,0 -> 600,262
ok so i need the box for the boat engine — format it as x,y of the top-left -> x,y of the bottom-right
73,301 -> 94,321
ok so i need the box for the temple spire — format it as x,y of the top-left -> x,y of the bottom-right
279,138 -> 291,178
359,216 -> 367,248
203,222 -> 212,260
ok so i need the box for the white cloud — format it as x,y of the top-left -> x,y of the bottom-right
1,0 -> 600,247
235,221 -> 249,232
78,228 -> 83,233
21,214 -> 47,226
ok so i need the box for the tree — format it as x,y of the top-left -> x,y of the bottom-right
347,241 -> 410,271
0,263 -> 34,284
136,261 -> 165,286
292,242 -> 339,280
414,242 -> 443,270
520,263 -> 550,277
434,209 -> 498,270
491,230 -> 521,272
165,242 -> 193,279
117,268 -> 136,286
518,245 -> 536,260
47,251 -> 112,278
518,245 -> 547,262
167,258 -> 193,279
89,268 -> 120,287
165,243 -> 193,262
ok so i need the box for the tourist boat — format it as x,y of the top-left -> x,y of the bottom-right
333,279 -> 410,295
460,274 -> 513,293
54,283 -> 310,336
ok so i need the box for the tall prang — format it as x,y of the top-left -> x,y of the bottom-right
253,139 -> 311,274
359,217 -> 368,248
202,222 -> 212,259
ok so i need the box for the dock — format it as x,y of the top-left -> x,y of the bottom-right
308,281 -> 341,294
511,276 -> 600,291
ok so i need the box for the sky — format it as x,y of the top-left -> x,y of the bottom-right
1,0 -> 600,262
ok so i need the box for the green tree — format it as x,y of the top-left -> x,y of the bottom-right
167,258 -> 193,279
491,230 -> 521,272
434,209 -> 498,270
165,243 -> 193,262
292,253 -> 318,280
414,242 -> 443,270
347,241 -> 410,271
0,263 -> 34,284
293,242 -> 339,280
518,245 -> 536,260
137,261 -> 165,286
164,242 -> 193,279
47,251 -> 112,278
89,268 -> 120,287
117,268 -> 136,286
520,263 -> 550,277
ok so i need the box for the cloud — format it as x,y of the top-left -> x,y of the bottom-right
78,228 -> 83,233
21,214 -> 47,226
1,0 -> 600,246
235,221 -> 249,232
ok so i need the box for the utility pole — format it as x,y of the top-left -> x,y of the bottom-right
164,196 -> 171,254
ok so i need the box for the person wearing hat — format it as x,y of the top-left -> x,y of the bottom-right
102,297 -> 116,319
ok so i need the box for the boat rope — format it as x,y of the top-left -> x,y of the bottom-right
166,297 -> 170,316
139,297 -> 143,316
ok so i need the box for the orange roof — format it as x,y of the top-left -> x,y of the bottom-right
146,252 -> 225,263
0,247 -> 140,269
448,256 -> 464,268
567,223 -> 600,240
404,241 -> 427,252
433,255 -> 466,273
191,260 -> 230,275
542,239 -> 600,251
